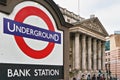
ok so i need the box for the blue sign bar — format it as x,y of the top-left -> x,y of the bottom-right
3,18 -> 61,44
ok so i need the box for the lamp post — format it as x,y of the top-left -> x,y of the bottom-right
115,59 -> 117,79
105,62 -> 108,80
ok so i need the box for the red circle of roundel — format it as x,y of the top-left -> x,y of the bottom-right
14,6 -> 55,59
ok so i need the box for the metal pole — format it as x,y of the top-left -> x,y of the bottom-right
78,0 -> 80,16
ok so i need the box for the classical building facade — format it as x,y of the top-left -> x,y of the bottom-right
60,7 -> 108,79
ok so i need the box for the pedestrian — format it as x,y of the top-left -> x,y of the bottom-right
73,77 -> 76,80
101,74 -> 106,80
92,74 -> 96,80
110,76 -> 112,80
87,74 -> 91,80
97,74 -> 101,80
81,74 -> 85,80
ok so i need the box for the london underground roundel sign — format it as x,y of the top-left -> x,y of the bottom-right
2,1 -> 63,62
14,6 -> 55,59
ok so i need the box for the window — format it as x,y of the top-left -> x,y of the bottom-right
108,58 -> 110,61
106,53 -> 107,56
106,59 -> 107,62
105,41 -> 110,51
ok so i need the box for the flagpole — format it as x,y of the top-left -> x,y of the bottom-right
78,0 -> 80,16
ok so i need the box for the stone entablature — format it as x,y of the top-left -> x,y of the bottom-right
59,6 -> 84,22
70,26 -> 106,41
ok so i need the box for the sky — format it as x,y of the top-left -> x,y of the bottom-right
53,0 -> 120,35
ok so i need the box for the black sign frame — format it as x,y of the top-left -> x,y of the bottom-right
0,0 -> 7,5
0,63 -> 64,80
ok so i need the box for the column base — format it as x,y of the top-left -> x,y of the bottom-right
87,70 -> 97,76
102,69 -> 106,73
80,70 -> 88,80
76,71 -> 82,80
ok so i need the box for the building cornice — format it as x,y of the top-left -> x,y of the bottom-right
59,6 -> 84,21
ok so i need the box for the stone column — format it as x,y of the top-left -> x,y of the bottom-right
72,38 -> 75,69
102,42 -> 105,71
82,35 -> 86,71
88,37 -> 92,71
74,33 -> 80,69
93,39 -> 97,71
98,40 -> 102,70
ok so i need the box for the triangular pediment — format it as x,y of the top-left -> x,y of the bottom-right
74,17 -> 108,37
81,17 -> 108,36
82,17 -> 108,36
